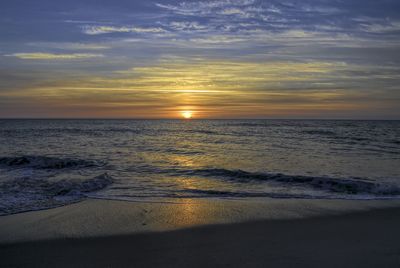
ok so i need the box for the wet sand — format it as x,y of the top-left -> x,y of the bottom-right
1,199 -> 400,267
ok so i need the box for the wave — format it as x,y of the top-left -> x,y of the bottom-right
0,127 -> 141,135
0,156 -> 102,170
0,173 -> 113,216
180,168 -> 400,196
302,129 -> 336,136
225,122 -> 270,127
182,129 -> 219,135
389,140 -> 400,145
130,165 -> 400,197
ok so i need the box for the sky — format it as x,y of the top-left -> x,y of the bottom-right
1,0 -> 400,119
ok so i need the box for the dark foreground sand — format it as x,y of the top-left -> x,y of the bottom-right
1,199 -> 400,267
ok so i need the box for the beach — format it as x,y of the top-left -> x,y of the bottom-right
2,0 -> 400,265
1,120 -> 400,266
1,198 -> 400,267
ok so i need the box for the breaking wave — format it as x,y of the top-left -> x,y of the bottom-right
0,155 -> 102,170
182,168 -> 400,196
0,173 -> 113,216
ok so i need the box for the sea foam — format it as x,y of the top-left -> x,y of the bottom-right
0,173 -> 113,215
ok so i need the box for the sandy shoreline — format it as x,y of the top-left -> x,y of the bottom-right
1,198 -> 400,267
1,198 -> 400,243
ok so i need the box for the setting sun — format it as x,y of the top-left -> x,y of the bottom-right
181,111 -> 193,119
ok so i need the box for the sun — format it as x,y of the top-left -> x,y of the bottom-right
181,111 -> 193,119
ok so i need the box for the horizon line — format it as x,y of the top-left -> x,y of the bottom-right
0,118 -> 399,121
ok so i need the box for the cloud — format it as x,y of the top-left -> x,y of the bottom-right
79,57 -> 350,96
360,21 -> 400,33
82,25 -> 165,35
172,29 -> 359,49
168,21 -> 207,31
5,53 -> 104,60
155,0 -> 256,16
69,1 -> 399,52
28,42 -> 110,50
220,8 -> 246,15
2,56 -> 399,118
2,0 -> 400,119
300,5 -> 341,14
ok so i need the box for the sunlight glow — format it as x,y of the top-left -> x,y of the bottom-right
181,111 -> 193,119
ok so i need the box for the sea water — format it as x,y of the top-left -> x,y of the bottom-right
0,119 -> 399,215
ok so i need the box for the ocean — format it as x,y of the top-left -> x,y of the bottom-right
0,119 -> 399,215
